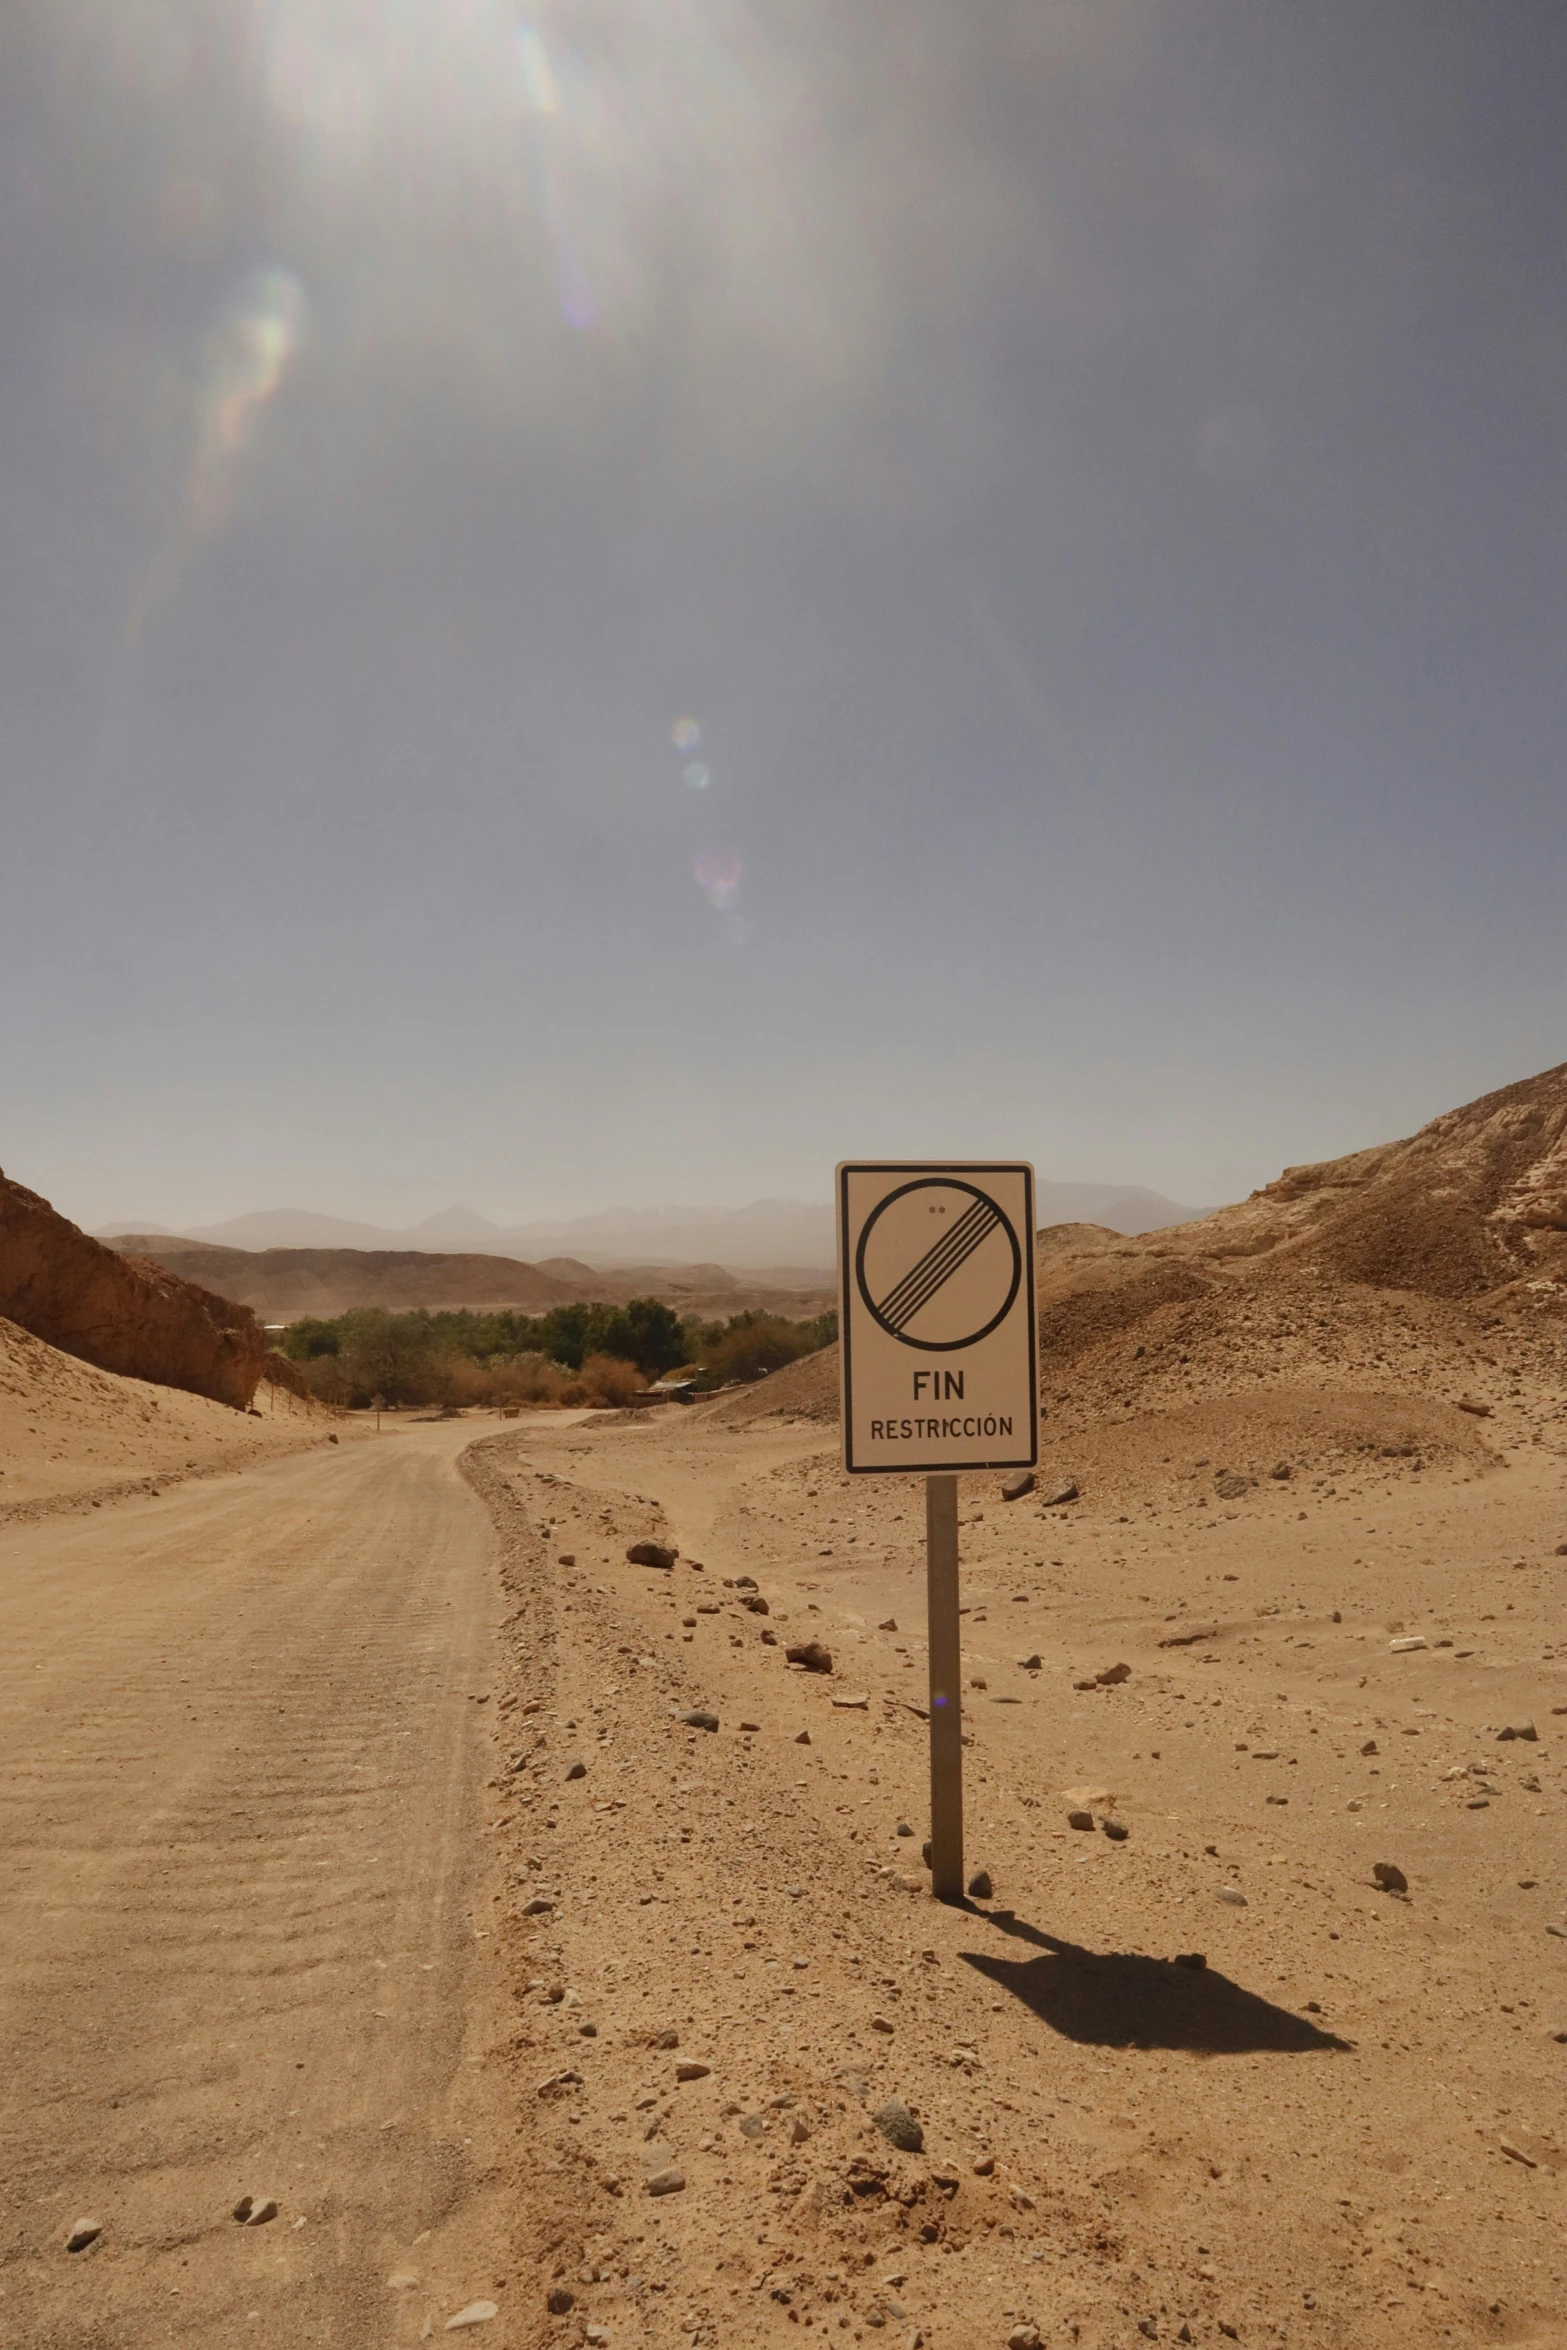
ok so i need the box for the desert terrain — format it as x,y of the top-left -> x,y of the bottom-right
3,1065 -> 1565,2349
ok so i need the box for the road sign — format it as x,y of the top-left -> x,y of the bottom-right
837,1162 -> 1038,1475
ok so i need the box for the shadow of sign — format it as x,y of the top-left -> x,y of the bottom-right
961,1913 -> 1351,2057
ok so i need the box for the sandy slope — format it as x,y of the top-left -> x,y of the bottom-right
464,1396 -> 1566,2350
0,1314 -> 338,1518
0,1420 -> 514,2349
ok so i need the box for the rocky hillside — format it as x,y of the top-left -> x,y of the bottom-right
0,1175 -> 264,1407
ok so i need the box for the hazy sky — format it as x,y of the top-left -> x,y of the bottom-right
4,1 -> 1564,1231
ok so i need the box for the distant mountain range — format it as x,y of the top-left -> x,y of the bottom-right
100,1184 -> 1206,1268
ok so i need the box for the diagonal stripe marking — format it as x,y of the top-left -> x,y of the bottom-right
874,1199 -> 992,1327
876,1199 -> 1001,1332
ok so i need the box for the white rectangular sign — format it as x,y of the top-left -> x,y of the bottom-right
837,1161 -> 1038,1474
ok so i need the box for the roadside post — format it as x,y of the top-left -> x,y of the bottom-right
373,1391 -> 384,1432
836,1164 -> 1038,1902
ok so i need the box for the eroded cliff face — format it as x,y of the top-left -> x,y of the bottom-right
0,1173 -> 265,1407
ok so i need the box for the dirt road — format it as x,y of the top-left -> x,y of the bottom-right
0,1420 -> 511,2349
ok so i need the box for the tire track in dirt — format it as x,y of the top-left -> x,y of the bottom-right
0,1424 -> 513,2349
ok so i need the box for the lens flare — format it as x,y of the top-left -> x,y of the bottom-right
694,849 -> 742,909
515,17 -> 595,330
672,717 -> 702,754
683,761 -> 711,789
126,266 -> 306,642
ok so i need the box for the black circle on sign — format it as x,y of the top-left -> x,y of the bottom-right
855,1177 -> 1022,1352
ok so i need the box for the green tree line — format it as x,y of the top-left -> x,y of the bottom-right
278,1299 -> 836,1409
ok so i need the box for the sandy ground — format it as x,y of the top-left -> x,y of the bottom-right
4,1373 -> 1563,2350
465,1400 -> 1566,2350
0,1418 -> 516,2349
0,1313 -> 335,1520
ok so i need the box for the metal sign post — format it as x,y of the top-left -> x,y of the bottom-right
836,1163 -> 1037,1904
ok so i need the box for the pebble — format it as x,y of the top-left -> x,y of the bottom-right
645,2167 -> 686,2196
1372,1861 -> 1409,1894
1389,1635 -> 1426,1652
675,2060 -> 712,2081
967,1868 -> 994,1899
586,2328 -> 612,2345
655,2028 -> 680,2047
1215,1887 -> 1248,1907
794,1731 -> 812,1746
627,1543 -> 677,1569
1007,2326 -> 1042,2349
739,2114 -> 765,2139
1096,1662 -> 1132,1685
1018,1654 -> 1043,1671
973,2154 -> 995,2176
677,1710 -> 720,1732
444,2302 -> 500,2328
1499,2137 -> 1536,2167
1101,1819 -> 1130,1842
1001,1470 -> 1035,1501
872,2099 -> 924,2152
1041,1480 -> 1079,1506
547,2286 -> 576,2313
896,1821 -> 915,1837
1497,1720 -> 1538,1742
879,1617 -> 899,1632
786,1640 -> 834,1674
1066,1810 -> 1094,1831
739,1720 -> 761,1732
65,2219 -> 102,2253
740,1594 -> 771,1615
522,1897 -> 555,1917
232,2195 -> 278,2226
785,1882 -> 806,1898
833,1691 -> 871,1709
565,1760 -> 587,1780
1545,1924 -> 1567,1940
790,2115 -> 811,2144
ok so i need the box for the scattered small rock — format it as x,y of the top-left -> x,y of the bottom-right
1499,2137 -> 1537,2168
1101,1818 -> 1130,1842
1066,1809 -> 1094,1831
879,1617 -> 899,1631
1214,1471 -> 1254,1500
872,2099 -> 924,2152
1158,1623 -> 1218,1648
1497,1720 -> 1538,1742
627,1542 -> 677,1569
547,2286 -> 576,2314
522,1896 -> 555,1917
832,1692 -> 871,1709
1018,1652 -> 1042,1671
1360,1739 -> 1379,1756
739,2113 -> 766,2139
445,2301 -> 501,2328
1096,1662 -> 1132,1686
740,1593 -> 770,1614
870,2015 -> 895,2034
1389,1635 -> 1427,1653
785,1882 -> 806,1898
645,2167 -> 686,2196
1556,1542 -> 1567,1557
1269,1461 -> 1291,1479
794,1730 -> 812,1745
786,1640 -> 834,1674
655,2028 -> 679,2048
967,1867 -> 993,1899
565,1759 -> 587,1780
1040,1479 -> 1079,1506
1215,1887 -> 1248,1907
675,2060 -> 711,2082
1007,2326 -> 1042,2350
65,2219 -> 102,2253
896,1820 -> 915,1837
1372,1861 -> 1408,1894
789,2115 -> 811,2144
677,1710 -> 720,1732
1001,1470 -> 1035,1501
739,1720 -> 761,1732
973,2153 -> 995,2175
1456,1397 -> 1491,1417
232,2195 -> 278,2226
